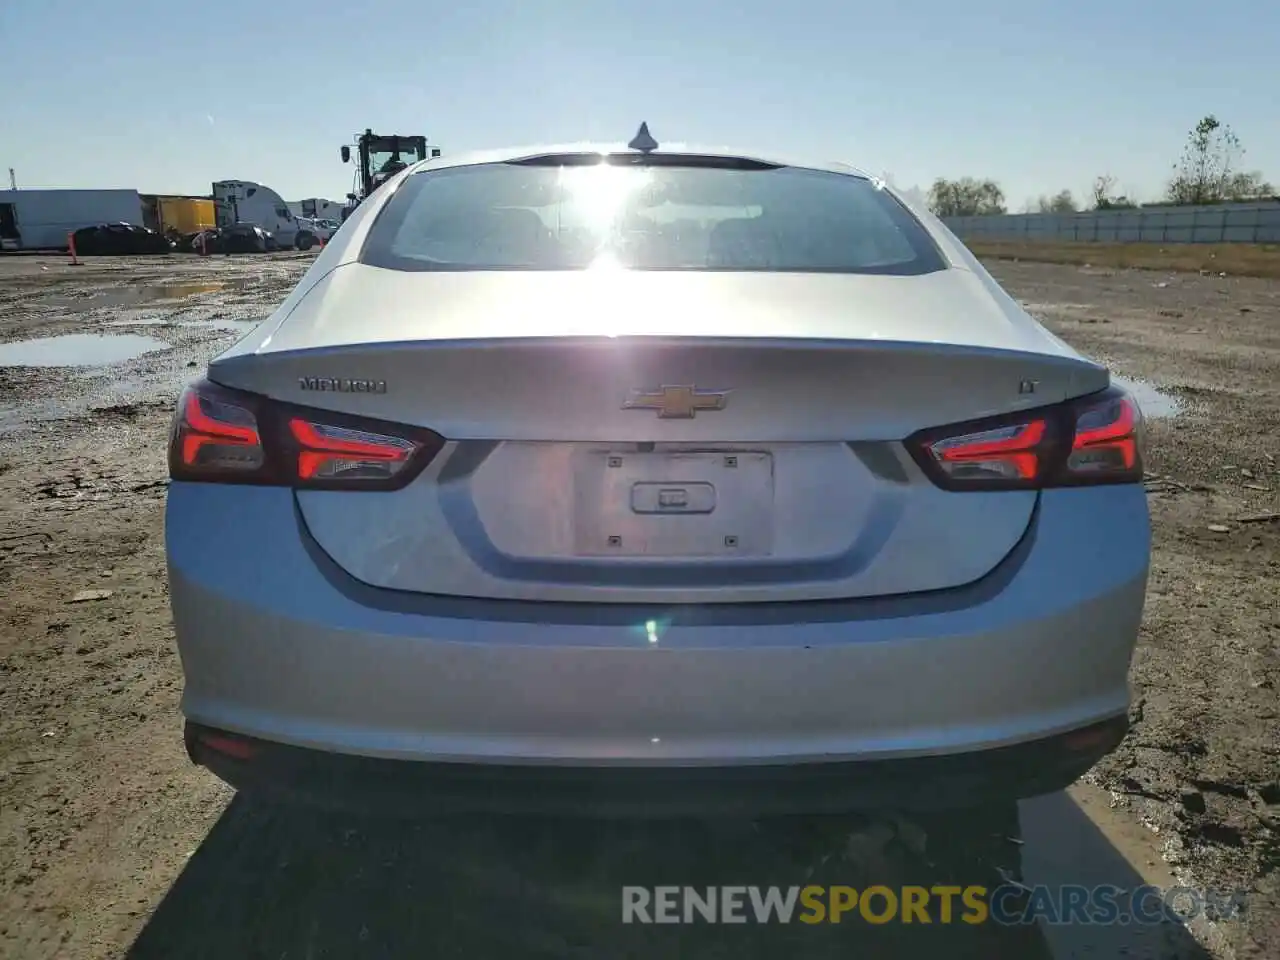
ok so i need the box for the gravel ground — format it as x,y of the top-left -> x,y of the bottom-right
0,253 -> 1276,959
998,261 -> 1280,957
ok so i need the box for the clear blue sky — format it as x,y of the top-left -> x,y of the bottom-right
2,0 -> 1275,207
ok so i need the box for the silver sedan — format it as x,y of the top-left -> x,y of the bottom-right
165,128 -> 1150,816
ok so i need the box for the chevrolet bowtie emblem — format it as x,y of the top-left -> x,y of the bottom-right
623,385 -> 730,419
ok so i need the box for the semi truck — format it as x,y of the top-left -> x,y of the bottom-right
0,189 -> 144,251
290,197 -> 345,221
211,180 -> 321,250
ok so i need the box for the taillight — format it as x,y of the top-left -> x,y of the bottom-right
926,419 -> 1048,484
176,389 -> 266,477
906,385 -> 1144,491
168,378 -> 444,490
288,420 -> 419,482
1066,391 -> 1140,476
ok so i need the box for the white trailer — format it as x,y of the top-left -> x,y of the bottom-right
289,197 -> 345,221
0,189 -> 143,251
212,180 -> 319,250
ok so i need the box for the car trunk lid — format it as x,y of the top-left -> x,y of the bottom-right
208,267 -> 1107,603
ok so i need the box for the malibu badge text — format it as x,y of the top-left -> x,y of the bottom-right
298,377 -> 388,394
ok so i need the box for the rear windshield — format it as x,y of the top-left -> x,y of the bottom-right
360,157 -> 946,275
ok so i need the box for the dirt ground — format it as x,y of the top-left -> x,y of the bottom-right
0,253 -> 1276,959
996,260 -> 1280,956
966,240 -> 1280,280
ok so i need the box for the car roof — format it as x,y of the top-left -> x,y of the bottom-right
403,142 -> 876,181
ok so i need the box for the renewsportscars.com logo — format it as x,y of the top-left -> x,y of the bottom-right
621,884 -> 1246,926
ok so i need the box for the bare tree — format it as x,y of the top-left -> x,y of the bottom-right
1091,175 -> 1117,210
1036,190 -> 1077,213
927,178 -> 1007,217
1091,174 -> 1138,210
1224,171 -> 1276,201
1166,115 -> 1242,205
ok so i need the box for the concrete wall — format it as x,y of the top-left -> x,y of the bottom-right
943,201 -> 1280,244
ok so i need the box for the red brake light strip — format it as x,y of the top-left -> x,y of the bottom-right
180,392 -> 260,465
936,420 -> 1046,480
289,418 -> 415,480
1071,398 -> 1138,468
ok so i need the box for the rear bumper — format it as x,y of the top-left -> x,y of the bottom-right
186,715 -> 1129,817
166,483 -> 1149,791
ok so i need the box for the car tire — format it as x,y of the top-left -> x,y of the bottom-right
295,232 -> 315,251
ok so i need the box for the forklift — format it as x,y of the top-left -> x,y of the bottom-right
339,129 -> 441,221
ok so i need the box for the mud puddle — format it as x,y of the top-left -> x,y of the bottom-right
104,316 -> 263,333
43,280 -> 251,312
0,333 -> 169,367
1023,785 -> 1240,959
1112,376 -> 1183,418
